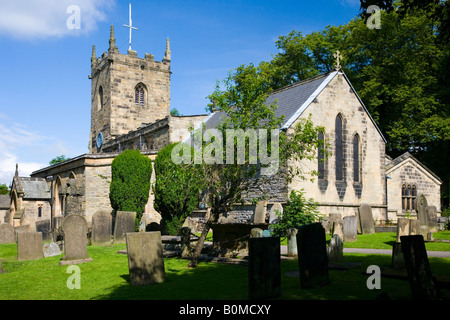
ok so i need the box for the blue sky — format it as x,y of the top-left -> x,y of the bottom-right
0,0 -> 361,185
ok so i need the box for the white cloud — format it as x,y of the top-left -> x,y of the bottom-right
0,0 -> 115,39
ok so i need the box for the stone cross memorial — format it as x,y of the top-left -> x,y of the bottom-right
60,214 -> 93,265
17,232 -> 43,261
114,211 -> 136,243
126,232 -> 165,286
248,236 -> 281,299
92,210 -> 113,246
296,222 -> 329,289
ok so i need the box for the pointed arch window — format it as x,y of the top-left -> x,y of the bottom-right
98,85 -> 104,110
353,134 -> 361,182
318,131 -> 325,179
335,114 -> 344,181
135,84 -> 145,105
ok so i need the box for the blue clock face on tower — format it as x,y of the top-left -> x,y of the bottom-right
96,132 -> 103,148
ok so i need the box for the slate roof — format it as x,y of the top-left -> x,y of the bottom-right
199,70 -> 386,142
19,177 -> 51,200
0,194 -> 10,209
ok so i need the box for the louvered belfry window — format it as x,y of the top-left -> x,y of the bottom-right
135,84 -> 145,105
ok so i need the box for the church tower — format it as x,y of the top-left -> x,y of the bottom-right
89,25 -> 171,153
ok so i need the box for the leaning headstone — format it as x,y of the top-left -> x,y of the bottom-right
126,232 -> 165,286
91,210 -> 112,246
113,211 -> 136,243
269,202 -> 283,224
287,228 -> 298,256
297,223 -> 329,288
35,220 -> 51,241
59,214 -> 92,265
248,237 -> 281,299
343,216 -> 357,242
0,223 -> 15,244
358,203 -> 375,234
17,232 -> 43,261
409,219 -> 421,235
400,235 -> 438,300
43,242 -> 62,257
252,201 -> 267,224
332,220 -> 344,241
327,234 -> 343,261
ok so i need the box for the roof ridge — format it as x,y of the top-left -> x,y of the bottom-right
268,72 -> 332,97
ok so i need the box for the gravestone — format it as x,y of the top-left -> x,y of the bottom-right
252,201 -> 267,224
343,215 -> 357,242
17,232 -> 43,261
126,232 -> 165,286
248,237 -> 281,299
327,234 -> 343,261
92,210 -> 112,246
0,223 -> 15,244
321,217 -> 331,234
286,228 -> 298,256
409,219 -> 421,235
329,213 -> 342,234
60,214 -> 92,265
396,218 -> 411,242
35,220 -> 51,241
358,203 -> 375,234
400,235 -> 438,300
43,242 -> 61,257
296,223 -> 329,288
415,194 -> 428,227
269,202 -> 283,224
113,211 -> 136,243
426,206 -> 439,233
332,220 -> 344,241
392,218 -> 410,269
250,228 -> 263,238
179,227 -> 191,258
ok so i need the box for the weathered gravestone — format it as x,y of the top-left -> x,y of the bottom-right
358,203 -> 375,234
409,219 -> 421,235
113,211 -> 136,243
126,232 -> 165,286
287,228 -> 298,256
327,234 -> 343,261
426,206 -> 439,233
248,237 -> 281,299
43,242 -> 61,257
296,223 -> 329,288
400,235 -> 438,300
0,223 -> 15,244
92,210 -> 112,246
35,220 -> 51,241
343,215 -> 357,242
59,214 -> 93,265
252,201 -> 267,224
250,228 -> 263,238
17,232 -> 43,261
415,194 -> 429,237
332,220 -> 344,241
392,218 -> 410,269
269,202 -> 283,224
179,227 -> 191,258
329,213 -> 342,234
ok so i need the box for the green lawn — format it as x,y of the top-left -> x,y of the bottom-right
1,233 -> 449,300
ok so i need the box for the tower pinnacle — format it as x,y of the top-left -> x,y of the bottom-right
164,38 -> 171,61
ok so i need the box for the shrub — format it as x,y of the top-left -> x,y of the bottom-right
154,142 -> 204,235
271,189 -> 319,238
109,149 -> 152,230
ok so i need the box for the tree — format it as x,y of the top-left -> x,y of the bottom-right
170,108 -> 181,116
270,189 -> 319,238
109,149 -> 152,230
154,142 -> 204,235
0,184 -> 9,195
49,155 -> 70,166
188,63 -> 326,268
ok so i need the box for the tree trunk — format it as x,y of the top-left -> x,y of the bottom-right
188,216 -> 213,268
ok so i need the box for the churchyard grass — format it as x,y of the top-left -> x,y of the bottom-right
1,240 -> 449,300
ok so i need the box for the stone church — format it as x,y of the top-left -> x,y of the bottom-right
4,26 -> 442,231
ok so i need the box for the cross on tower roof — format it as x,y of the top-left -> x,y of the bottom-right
123,2 -> 138,51
333,50 -> 343,71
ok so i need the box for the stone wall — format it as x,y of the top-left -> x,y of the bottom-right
287,74 -> 387,221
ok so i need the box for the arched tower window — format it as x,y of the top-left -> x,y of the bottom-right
335,114 -> 344,181
98,85 -> 104,110
135,84 -> 145,105
318,131 -> 325,179
353,134 -> 361,182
